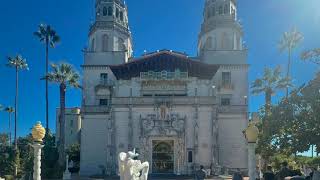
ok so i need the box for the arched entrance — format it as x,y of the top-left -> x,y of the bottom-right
152,140 -> 174,174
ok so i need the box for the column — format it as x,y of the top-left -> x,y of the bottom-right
31,143 -> 44,180
248,143 -> 256,180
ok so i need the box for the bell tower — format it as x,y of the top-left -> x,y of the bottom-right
85,0 -> 133,65
198,0 -> 247,64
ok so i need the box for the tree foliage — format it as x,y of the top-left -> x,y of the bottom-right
256,72 -> 320,160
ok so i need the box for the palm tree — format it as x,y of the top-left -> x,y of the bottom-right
0,104 -> 3,135
34,24 -> 60,133
47,63 -> 80,166
301,48 -> 320,65
5,106 -> 14,145
251,66 -> 291,115
6,55 -> 29,176
251,66 -> 291,171
278,28 -> 303,97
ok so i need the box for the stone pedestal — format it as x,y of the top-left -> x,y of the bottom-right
31,143 -> 44,180
63,155 -> 71,180
248,143 -> 256,180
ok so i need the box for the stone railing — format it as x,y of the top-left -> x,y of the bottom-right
140,70 -> 188,80
99,79 -> 115,87
82,105 -> 111,114
217,105 -> 247,113
112,96 -> 217,106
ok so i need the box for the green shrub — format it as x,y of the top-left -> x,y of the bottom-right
4,175 -> 14,180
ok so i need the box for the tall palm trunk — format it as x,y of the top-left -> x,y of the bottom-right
265,90 -> 272,116
286,48 -> 292,98
260,89 -> 272,171
58,83 -> 66,167
45,39 -> 49,133
14,66 -> 18,176
8,112 -> 12,145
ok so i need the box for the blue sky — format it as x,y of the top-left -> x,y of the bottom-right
0,0 -> 319,148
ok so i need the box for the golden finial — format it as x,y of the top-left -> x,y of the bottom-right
32,121 -> 46,142
244,123 -> 259,143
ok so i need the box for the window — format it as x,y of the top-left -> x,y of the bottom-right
100,99 -> 109,106
212,6 -> 216,16
120,11 -> 124,21
221,98 -> 231,106
70,119 -> 73,127
188,151 -> 193,163
205,37 -> 213,49
103,7 -> 107,16
91,38 -> 95,51
219,6 -> 223,15
108,6 -> 113,16
207,10 -> 211,18
116,8 -> 119,18
102,34 -> 108,52
222,72 -> 231,88
100,73 -> 108,84
118,38 -> 126,51
231,7 -> 236,19
224,4 -> 229,14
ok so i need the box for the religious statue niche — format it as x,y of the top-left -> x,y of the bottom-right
159,105 -> 168,120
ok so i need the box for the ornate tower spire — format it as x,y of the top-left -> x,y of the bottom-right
198,0 -> 246,64
85,0 -> 133,65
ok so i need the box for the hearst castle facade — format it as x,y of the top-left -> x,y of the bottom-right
79,0 -> 249,176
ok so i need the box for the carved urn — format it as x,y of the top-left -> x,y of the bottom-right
32,121 -> 46,142
244,123 -> 259,143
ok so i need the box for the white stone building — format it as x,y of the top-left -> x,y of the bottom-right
80,0 -> 249,176
56,107 -> 81,148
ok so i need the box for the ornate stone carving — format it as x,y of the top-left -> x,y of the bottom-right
140,113 -> 186,137
119,149 -> 149,180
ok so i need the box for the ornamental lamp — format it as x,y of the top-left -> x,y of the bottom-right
32,121 -> 46,143
244,123 -> 259,143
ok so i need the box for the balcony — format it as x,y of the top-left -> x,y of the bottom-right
111,96 -> 217,106
218,105 -> 247,113
218,83 -> 234,93
99,79 -> 115,87
82,105 -> 111,114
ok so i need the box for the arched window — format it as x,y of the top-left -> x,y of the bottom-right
212,6 -> 216,16
231,8 -> 236,19
102,34 -> 108,52
108,6 -> 113,16
224,4 -> 229,15
205,37 -> 213,50
212,36 -> 217,50
120,11 -> 124,21
222,32 -> 231,50
219,6 -> 223,15
103,7 -> 107,16
116,8 -> 120,18
91,38 -> 95,51
118,38 -> 126,51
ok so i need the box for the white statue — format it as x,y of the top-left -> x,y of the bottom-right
63,155 -> 71,180
119,149 -> 149,180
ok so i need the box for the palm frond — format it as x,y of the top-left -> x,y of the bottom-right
5,106 -> 15,113
6,55 -> 29,70
34,24 -> 60,48
278,28 -> 303,53
301,48 -> 320,65
48,63 -> 81,88
277,76 -> 293,89
33,31 -> 44,41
